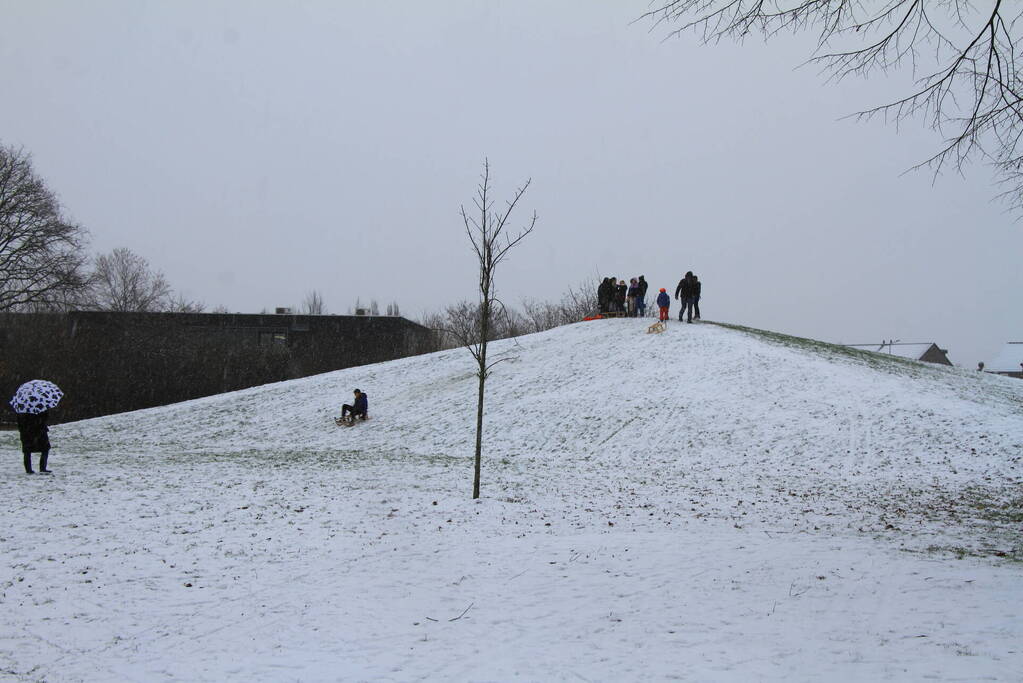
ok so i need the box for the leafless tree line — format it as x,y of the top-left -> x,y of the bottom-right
417,280 -> 597,352
0,143 -> 207,313
1,143 -> 369,317
20,245 -> 206,314
643,1 -> 1023,209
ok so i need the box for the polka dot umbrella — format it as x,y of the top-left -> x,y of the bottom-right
9,379 -> 64,415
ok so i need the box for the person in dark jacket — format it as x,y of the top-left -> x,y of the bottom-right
636,276 -> 649,318
675,271 -> 696,323
340,389 -> 369,423
597,278 -> 613,314
614,279 -> 628,313
627,278 -> 639,317
656,288 -> 670,321
17,410 -> 51,474
692,275 -> 702,320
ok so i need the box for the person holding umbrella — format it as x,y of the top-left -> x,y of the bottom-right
9,379 -> 63,475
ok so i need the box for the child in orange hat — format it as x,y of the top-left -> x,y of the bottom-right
656,288 -> 670,322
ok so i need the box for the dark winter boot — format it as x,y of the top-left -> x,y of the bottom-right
39,451 -> 51,473
24,451 -> 34,474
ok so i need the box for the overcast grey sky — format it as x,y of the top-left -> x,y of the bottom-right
2,1 -> 1019,366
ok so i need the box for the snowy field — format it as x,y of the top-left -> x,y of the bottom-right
2,319 -> 1022,681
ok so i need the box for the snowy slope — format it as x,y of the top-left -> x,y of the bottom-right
2,319 -> 1022,681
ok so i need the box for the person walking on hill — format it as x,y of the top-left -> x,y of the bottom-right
656,288 -> 670,322
636,275 -> 649,318
692,274 -> 702,320
675,271 -> 697,323
627,278 -> 639,317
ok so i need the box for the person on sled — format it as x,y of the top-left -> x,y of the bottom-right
337,388 -> 368,424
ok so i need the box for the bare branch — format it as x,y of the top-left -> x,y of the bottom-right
642,1 -> 1023,209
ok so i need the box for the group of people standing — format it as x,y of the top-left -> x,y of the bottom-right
597,276 -> 649,317
597,271 -> 703,323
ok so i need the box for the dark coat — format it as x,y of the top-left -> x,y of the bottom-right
597,278 -> 613,305
675,277 -> 695,299
656,291 -> 670,308
637,278 -> 649,298
354,393 -> 368,414
614,283 -> 627,303
16,410 -> 50,453
693,279 -> 702,298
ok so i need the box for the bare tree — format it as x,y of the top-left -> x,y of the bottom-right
420,299 -> 533,354
456,160 -> 537,499
440,300 -> 480,348
522,279 -> 600,333
167,293 -> 206,313
370,299 -> 380,316
0,144 -> 91,311
418,309 -> 454,351
86,247 -> 172,312
302,290 -> 326,315
644,2 -> 1023,208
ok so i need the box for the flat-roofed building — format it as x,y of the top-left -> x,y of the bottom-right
985,342 -> 1023,378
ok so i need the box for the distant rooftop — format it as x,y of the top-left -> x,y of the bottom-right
842,343 -> 953,366
845,342 -> 943,362
987,342 -> 1023,373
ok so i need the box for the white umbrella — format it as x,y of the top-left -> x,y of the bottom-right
9,379 -> 64,415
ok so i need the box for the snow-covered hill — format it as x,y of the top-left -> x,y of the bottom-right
57,317 -> 1023,543
2,319 -> 1021,680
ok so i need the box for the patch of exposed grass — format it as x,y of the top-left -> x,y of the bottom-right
707,321 -> 1023,413
920,544 -> 1023,563
964,490 -> 1023,524
155,448 -> 465,469
706,321 -> 935,377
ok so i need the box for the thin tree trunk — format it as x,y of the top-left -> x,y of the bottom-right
473,365 -> 485,499
473,298 -> 490,499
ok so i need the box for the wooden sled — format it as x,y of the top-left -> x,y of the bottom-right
335,415 -> 370,427
647,321 -> 667,334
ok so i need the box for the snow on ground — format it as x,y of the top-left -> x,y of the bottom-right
1,319 -> 1021,681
